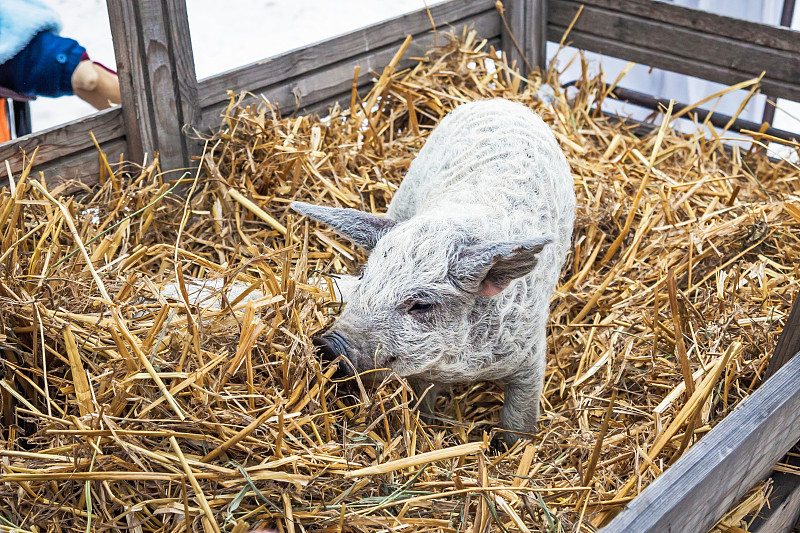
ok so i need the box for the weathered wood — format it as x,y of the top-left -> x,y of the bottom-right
35,139 -> 128,194
499,0 -> 547,72
548,0 -> 800,102
765,293 -> 800,380
197,0 -> 497,113
0,107 -> 125,178
750,292 -> 800,533
292,37 -> 503,120
760,0 -> 796,126
752,466 -> 800,533
501,0 -> 528,73
197,9 -> 501,131
530,0 -> 547,70
107,0 -> 199,171
598,349 -> 800,533
558,0 -> 800,52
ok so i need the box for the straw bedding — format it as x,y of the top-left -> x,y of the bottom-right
0,28 -> 798,533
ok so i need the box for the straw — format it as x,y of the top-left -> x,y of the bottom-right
0,30 -> 795,533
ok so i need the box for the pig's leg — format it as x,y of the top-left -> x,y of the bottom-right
409,378 -> 441,424
501,358 -> 545,445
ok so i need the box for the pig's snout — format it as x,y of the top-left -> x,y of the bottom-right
313,332 -> 354,378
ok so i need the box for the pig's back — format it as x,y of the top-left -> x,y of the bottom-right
387,99 -> 574,249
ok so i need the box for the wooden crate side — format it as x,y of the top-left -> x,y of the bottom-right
548,0 -> 800,102
196,8 -> 501,131
196,0 -> 498,113
295,37 -> 503,120
598,350 -> 800,533
561,0 -> 800,51
34,139 -> 128,195
0,107 -> 125,184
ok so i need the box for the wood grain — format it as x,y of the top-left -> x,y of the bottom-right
501,0 -> 547,73
501,0 -> 528,73
20,139 -> 127,195
107,0 -> 199,170
197,10 -> 501,131
765,293 -> 800,380
598,349 -> 800,533
0,108 -> 126,192
753,468 -> 800,533
753,292 -> 800,533
564,0 -> 800,52
549,0 -> 800,102
197,0 -> 498,111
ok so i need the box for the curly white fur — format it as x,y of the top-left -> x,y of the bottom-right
293,99 -> 575,444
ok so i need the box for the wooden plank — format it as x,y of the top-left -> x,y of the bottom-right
765,293 -> 800,380
760,0 -> 796,126
750,292 -> 800,533
549,27 -> 800,103
753,468 -> 800,533
35,139 -> 128,194
293,37 -> 503,119
197,10 -> 501,130
550,2 -> 800,84
197,0 -> 497,111
598,349 -> 800,533
292,37 -> 504,120
548,0 -> 800,102
0,107 -> 125,177
530,0 -> 547,70
107,0 -> 199,170
560,0 -> 800,52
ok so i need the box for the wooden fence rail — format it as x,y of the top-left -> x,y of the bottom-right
548,0 -> 800,102
195,0 -> 500,133
598,349 -> 800,533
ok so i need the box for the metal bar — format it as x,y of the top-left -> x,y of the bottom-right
601,83 -> 799,143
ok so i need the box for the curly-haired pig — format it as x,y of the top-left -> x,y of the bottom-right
291,98 -> 575,444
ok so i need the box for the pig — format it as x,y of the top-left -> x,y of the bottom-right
291,98 -> 575,444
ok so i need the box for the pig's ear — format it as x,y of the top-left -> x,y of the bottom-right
453,237 -> 553,297
290,201 -> 397,251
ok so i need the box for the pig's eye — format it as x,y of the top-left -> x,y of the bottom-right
408,301 -> 433,314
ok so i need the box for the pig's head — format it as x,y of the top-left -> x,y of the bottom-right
291,201 -> 552,383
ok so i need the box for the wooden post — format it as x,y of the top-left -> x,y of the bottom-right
760,0 -> 796,127
530,0 -> 547,71
501,0 -> 548,74
106,0 -> 199,172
